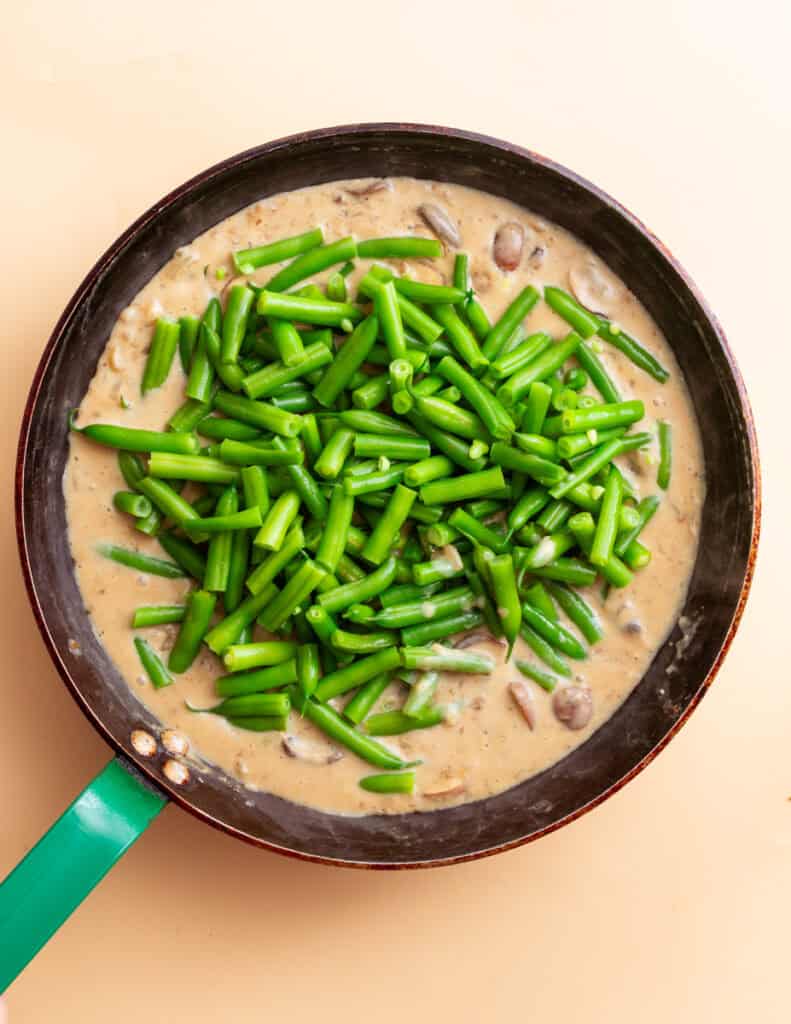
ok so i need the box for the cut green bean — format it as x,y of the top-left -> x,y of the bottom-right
216,660 -> 298,697
78,424 -> 200,455
614,495 -> 660,558
400,646 -> 494,674
597,318 -> 670,383
220,285 -> 255,364
265,237 -> 357,293
436,356 -> 514,440
489,332 -> 552,381
254,490 -> 301,551
132,605 -> 186,628
157,532 -> 206,581
496,332 -> 582,406
419,466 -> 506,506
544,286 -> 599,338
204,583 -> 279,655
522,381 -> 553,435
148,452 -> 239,484
515,661 -> 558,692
242,340 -> 333,400
482,285 -> 541,361
519,624 -> 571,676
256,289 -> 362,328
97,543 -> 185,579
401,608 -> 483,648
168,590 -> 217,673
134,636 -> 173,689
549,433 -> 651,499
361,485 -> 417,565
487,554 -> 521,652
315,427 -> 355,479
112,491 -> 152,519
269,317 -> 305,368
590,467 -> 623,567
223,640 -> 297,673
657,421 -> 672,490
317,556 -> 398,614
560,400 -> 644,435
233,227 -> 324,274
257,558 -> 326,632
358,236 -> 441,260
203,486 -> 237,592
314,647 -> 402,701
141,319 -> 180,394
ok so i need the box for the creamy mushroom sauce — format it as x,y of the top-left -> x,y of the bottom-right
66,178 -> 704,814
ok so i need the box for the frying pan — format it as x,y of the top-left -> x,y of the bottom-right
0,124 -> 759,989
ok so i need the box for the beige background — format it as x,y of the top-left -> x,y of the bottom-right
1,1 -> 788,1020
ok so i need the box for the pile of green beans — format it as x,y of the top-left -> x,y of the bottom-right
74,224 -> 673,795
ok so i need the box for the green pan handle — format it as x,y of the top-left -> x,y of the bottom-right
0,757 -> 166,991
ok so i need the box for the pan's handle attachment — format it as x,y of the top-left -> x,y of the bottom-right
0,757 -> 166,991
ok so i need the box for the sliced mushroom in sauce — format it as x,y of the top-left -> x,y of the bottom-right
417,203 -> 461,248
552,686 -> 593,730
493,222 -> 525,271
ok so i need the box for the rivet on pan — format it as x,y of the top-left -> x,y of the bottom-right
131,729 -> 157,758
162,759 -> 190,785
161,730 -> 189,756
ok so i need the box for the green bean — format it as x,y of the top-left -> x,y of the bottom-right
112,491 -> 152,520
254,490 -> 300,551
379,581 -> 442,608
330,629 -> 397,654
622,538 -> 651,570
444,509 -> 507,554
317,556 -> 398,613
313,647 -> 402,701
590,468 -> 623,567
157,532 -> 206,581
401,609 -> 483,648
219,285 -> 254,365
342,464 -> 405,495
515,661 -> 558,692
291,643 -> 321,702
549,433 -> 651,499
358,236 -> 441,260
245,521 -> 304,594
266,317 -> 304,368
336,552 -> 367,584
305,604 -> 339,645
324,272 -> 346,303
166,397 -> 208,435
496,333 -> 582,406
202,322 -> 245,391
551,387 -> 579,413
205,583 -> 279,655
359,270 -> 444,345
203,486 -> 237,592
370,278 -> 406,360
400,672 -> 437,719
596,318 -> 670,383
419,466 -> 505,506
513,432 -> 559,461
196,417 -> 257,443
488,443 -> 565,487
256,290 -> 362,329
391,278 -> 467,307
312,487 -> 354,574
242,340 -> 333,400
356,771 -> 414,794
373,586 -> 473,630
212,391 -> 302,437
560,400 -> 644,435
506,487 -> 550,535
517,530 -> 576,573
615,495 -> 660,558
482,285 -> 541,361
339,673 -> 390,724
141,318 -> 180,394
436,356 -> 514,440
288,686 -> 417,770
490,332 -> 552,381
363,707 -> 444,736
258,559 -> 326,632
185,330 -> 215,403
574,341 -> 620,403
401,646 -> 494,674
349,373 -> 388,410
147,453 -> 236,485
184,507 -> 262,534
132,605 -> 186,628
223,640 -> 297,673
353,433 -> 430,462
564,367 -> 588,391
339,410 -> 419,437
177,314 -> 200,373
216,660 -> 297,697
78,422 -> 199,455
544,286 -> 599,338
225,527 -> 250,613
521,381 -> 553,435
431,303 -> 488,372
524,581 -> 557,621
315,427 -> 355,479
240,464 -> 270,518
568,512 -> 633,588
267,437 -> 326,519
191,693 -> 291,721
265,236 -> 357,292
226,715 -> 288,732
300,413 -> 323,465
536,499 -> 573,533
519,624 -> 571,676
556,427 -> 625,461
546,582 -> 603,643
415,396 -> 488,443
97,543 -> 185,579
403,455 -> 453,488
133,478 -> 202,536
167,590 -> 217,673
133,636 -> 173,689
521,602 -> 587,659
657,421 -> 672,489
269,391 -> 317,413
233,227 -> 324,274
402,499 -> 443,525
311,315 -> 379,407
529,558 -> 597,587
487,554 -> 521,652
361,485 -> 417,566
404,411 -> 486,473
411,557 -> 465,587
343,604 -> 377,626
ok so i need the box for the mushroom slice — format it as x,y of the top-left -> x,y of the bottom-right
552,685 -> 593,730
423,778 -> 466,799
509,680 -> 537,730
418,203 -> 461,248
345,179 -> 393,197
455,630 -> 507,651
282,734 -> 343,764
568,263 -> 619,317
493,222 -> 525,271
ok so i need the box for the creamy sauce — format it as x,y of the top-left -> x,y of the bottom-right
65,177 -> 705,815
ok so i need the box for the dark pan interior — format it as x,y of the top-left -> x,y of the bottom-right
17,125 -> 759,866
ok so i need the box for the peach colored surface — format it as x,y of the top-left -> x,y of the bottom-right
1,2 -> 787,1021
